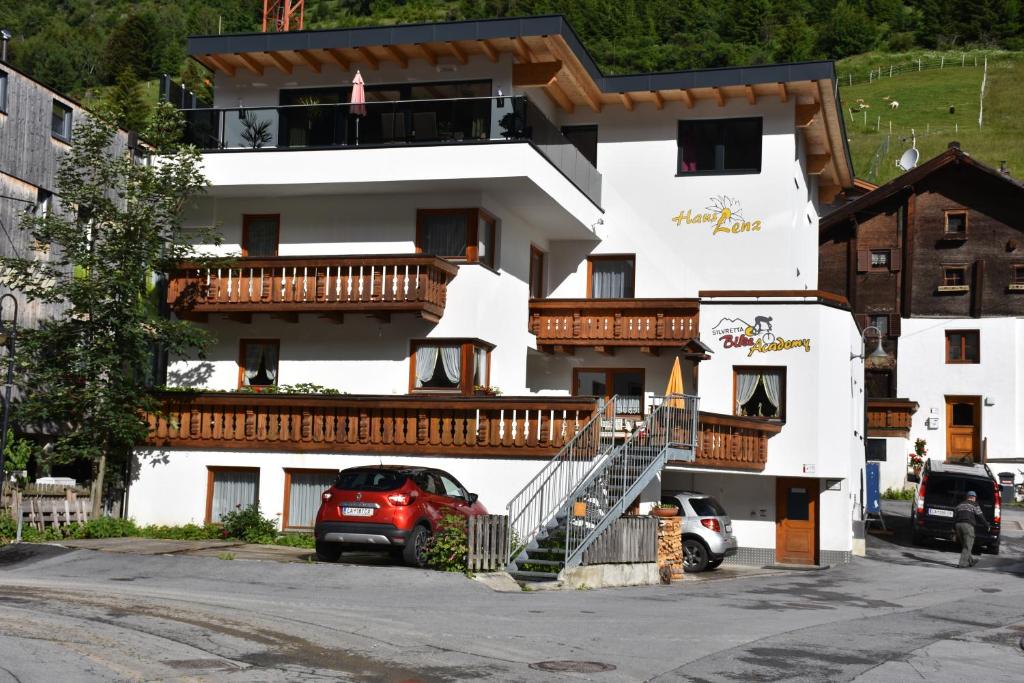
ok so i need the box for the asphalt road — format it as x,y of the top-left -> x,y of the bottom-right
0,504 -> 1020,682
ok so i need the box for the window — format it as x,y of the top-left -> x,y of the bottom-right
944,210 -> 967,235
574,368 -> 645,417
51,100 -> 72,141
238,339 -> 280,388
416,208 -> 496,267
529,246 -> 546,298
734,367 -> 786,420
562,125 -> 598,167
870,250 -> 889,268
410,339 -> 492,394
437,472 -> 468,500
677,117 -> 762,175
242,214 -> 280,256
868,314 -> 889,336
1011,265 -> 1024,289
34,188 -> 53,218
588,255 -> 635,298
942,266 -> 967,287
283,469 -> 336,529
0,70 -> 7,113
866,439 -> 887,461
945,330 -> 979,364
206,467 -> 259,523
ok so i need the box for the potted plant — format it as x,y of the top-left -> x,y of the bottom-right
473,385 -> 502,397
650,502 -> 679,518
909,438 -> 927,475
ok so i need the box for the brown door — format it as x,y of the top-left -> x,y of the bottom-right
776,478 -> 818,565
946,396 -> 981,463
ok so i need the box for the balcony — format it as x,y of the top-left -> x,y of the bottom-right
168,254 -> 458,323
529,299 -> 700,353
182,95 -> 601,207
146,392 -> 601,458
668,412 -> 782,472
866,398 -> 918,438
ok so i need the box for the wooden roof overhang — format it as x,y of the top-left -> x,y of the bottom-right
188,15 -> 853,201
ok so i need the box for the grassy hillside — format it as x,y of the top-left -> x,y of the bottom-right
837,50 -> 1024,184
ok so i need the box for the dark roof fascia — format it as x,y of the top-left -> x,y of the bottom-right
821,149 -> 1024,230
187,14 -> 838,94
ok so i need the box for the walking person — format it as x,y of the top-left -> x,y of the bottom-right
954,491 -> 988,568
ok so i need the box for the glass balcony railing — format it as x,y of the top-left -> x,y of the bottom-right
180,95 -> 601,205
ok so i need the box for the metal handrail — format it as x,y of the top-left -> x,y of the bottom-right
563,393 -> 699,569
505,397 -> 618,565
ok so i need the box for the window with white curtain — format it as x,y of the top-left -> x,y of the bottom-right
574,368 -> 644,417
411,340 -> 491,394
285,470 -> 336,528
734,367 -> 786,419
589,256 -> 635,298
208,469 -> 259,523
240,340 -> 279,388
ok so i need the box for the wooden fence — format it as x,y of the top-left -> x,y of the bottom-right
9,492 -> 92,531
466,514 -> 508,572
581,516 -> 657,565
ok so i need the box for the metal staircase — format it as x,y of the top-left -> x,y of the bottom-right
506,394 -> 699,581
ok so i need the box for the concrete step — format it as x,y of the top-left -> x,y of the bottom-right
510,570 -> 561,582
520,558 -> 563,567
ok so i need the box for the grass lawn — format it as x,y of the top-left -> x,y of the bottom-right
837,52 -> 1024,183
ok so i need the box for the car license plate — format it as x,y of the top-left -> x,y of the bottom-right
928,508 -> 953,518
342,507 -> 373,517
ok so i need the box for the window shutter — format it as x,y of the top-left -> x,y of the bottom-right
856,249 -> 870,273
888,249 -> 901,272
856,314 -> 870,331
888,314 -> 901,337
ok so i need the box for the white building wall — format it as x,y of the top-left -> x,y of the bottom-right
897,317 -> 1024,465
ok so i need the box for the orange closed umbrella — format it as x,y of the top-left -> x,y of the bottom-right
665,356 -> 684,408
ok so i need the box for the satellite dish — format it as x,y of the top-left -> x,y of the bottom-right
897,148 -> 919,171
897,128 -> 918,171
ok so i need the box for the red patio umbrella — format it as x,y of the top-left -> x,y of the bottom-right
350,70 -> 367,145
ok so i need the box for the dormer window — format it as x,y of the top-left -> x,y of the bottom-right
677,118 -> 762,175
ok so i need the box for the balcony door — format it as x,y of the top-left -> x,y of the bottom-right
946,396 -> 980,463
775,477 -> 818,565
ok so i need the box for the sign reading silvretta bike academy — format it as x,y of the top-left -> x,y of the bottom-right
671,196 -> 764,236
711,315 -> 811,356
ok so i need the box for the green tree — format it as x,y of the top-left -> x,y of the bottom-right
101,11 -> 163,82
104,68 -> 149,132
0,103 -> 221,517
818,1 -> 881,58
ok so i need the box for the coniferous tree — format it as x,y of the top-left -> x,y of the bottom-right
104,68 -> 149,132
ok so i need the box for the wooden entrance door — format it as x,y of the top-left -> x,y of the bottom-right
775,477 -> 818,565
946,396 -> 981,463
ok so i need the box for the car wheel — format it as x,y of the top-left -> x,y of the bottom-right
315,541 -> 342,563
403,525 -> 431,567
683,539 -> 710,573
911,528 -> 925,546
987,542 -> 1000,555
707,558 -> 724,570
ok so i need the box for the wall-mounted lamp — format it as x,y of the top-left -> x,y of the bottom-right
851,326 -> 890,361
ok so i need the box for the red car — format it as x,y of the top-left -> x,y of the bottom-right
314,465 -> 487,566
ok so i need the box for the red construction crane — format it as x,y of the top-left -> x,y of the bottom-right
263,0 -> 305,32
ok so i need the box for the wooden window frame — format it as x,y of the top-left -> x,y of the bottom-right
241,214 -> 280,257
732,366 -> 787,422
282,468 -> 337,530
205,466 -> 261,524
940,264 -> 968,290
572,367 -> 646,417
586,254 -> 636,298
943,209 -> 968,237
1010,264 -> 1024,290
409,338 -> 494,395
237,338 -> 281,389
869,250 -> 890,269
944,330 -> 980,365
415,208 -> 497,267
51,99 -> 72,142
529,244 -> 546,299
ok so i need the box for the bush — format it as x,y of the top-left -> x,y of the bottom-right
66,517 -> 139,539
138,522 -> 222,540
273,533 -> 316,548
882,487 -> 915,500
219,503 -> 279,544
422,514 -> 468,573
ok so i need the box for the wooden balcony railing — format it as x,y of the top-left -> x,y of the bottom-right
146,392 -> 601,458
168,254 -> 458,323
667,412 -> 782,472
529,299 -> 700,351
867,398 -> 918,438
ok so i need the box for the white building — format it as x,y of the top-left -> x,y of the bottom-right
132,16 -> 864,567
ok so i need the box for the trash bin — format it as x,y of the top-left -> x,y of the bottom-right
998,472 -> 1015,501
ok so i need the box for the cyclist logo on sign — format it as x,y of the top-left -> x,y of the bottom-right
711,314 -> 809,357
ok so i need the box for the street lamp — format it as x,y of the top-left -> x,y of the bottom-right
851,325 -> 890,361
0,293 -> 18,482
